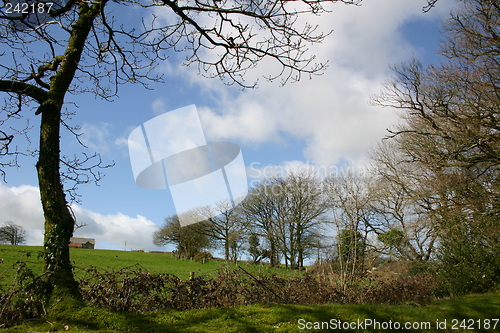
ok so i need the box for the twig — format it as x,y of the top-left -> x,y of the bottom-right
237,265 -> 283,302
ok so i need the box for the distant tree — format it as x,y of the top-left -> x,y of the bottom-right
325,170 -> 375,290
0,221 -> 27,245
242,181 -> 281,266
326,171 -> 374,264
248,234 -> 261,264
277,171 -> 327,269
243,171 -> 326,268
370,140 -> 438,262
153,216 -> 210,259
198,200 -> 247,262
228,231 -> 245,264
247,233 -> 271,264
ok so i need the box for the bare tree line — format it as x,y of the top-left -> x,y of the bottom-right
154,160 -> 440,270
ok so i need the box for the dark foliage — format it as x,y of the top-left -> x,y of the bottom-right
344,275 -> 439,305
76,265 -> 440,313
0,262 -> 49,328
437,217 -> 500,295
0,222 -> 26,245
193,251 -> 213,263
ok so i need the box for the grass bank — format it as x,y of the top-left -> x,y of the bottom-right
2,292 -> 499,332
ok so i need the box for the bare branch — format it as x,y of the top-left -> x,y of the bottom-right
0,80 -> 48,103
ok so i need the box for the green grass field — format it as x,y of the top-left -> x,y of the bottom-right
1,245 -> 499,332
0,245 -> 301,287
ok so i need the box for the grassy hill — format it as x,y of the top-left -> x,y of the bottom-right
0,244 -> 301,287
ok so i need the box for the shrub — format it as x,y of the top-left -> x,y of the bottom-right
407,260 -> 437,276
1,261 -> 443,327
0,262 -> 49,328
77,264 -> 441,314
79,265 -> 182,312
436,215 -> 500,295
193,251 -> 213,263
438,234 -> 499,295
351,275 -> 439,305
77,265 -> 341,312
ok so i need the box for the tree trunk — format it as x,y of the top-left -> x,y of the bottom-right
37,101 -> 80,300
35,1 -> 104,301
225,240 -> 230,261
270,241 -> 277,266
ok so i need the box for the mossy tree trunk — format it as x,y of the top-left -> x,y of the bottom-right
225,240 -> 230,261
37,101 -> 81,299
34,0 -> 105,300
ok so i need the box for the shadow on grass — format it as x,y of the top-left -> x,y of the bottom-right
5,292 -> 499,332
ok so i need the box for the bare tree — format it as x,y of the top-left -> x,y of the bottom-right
242,179 -> 282,266
325,170 -> 375,289
198,200 -> 247,262
276,171 -> 327,269
369,141 -> 438,262
0,0 -> 362,299
373,1 -> 499,188
228,230 -> 246,264
243,171 -> 326,268
0,221 -> 27,245
373,0 -> 500,239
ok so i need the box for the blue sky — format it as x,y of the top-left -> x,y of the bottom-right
0,0 -> 456,253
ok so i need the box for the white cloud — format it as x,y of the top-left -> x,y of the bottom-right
79,122 -> 113,155
71,206 -> 158,251
151,98 -> 167,115
199,102 -> 280,144
0,183 -> 159,251
186,0 -> 456,168
0,183 -> 45,245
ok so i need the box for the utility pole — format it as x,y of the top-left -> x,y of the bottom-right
124,241 -> 127,251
